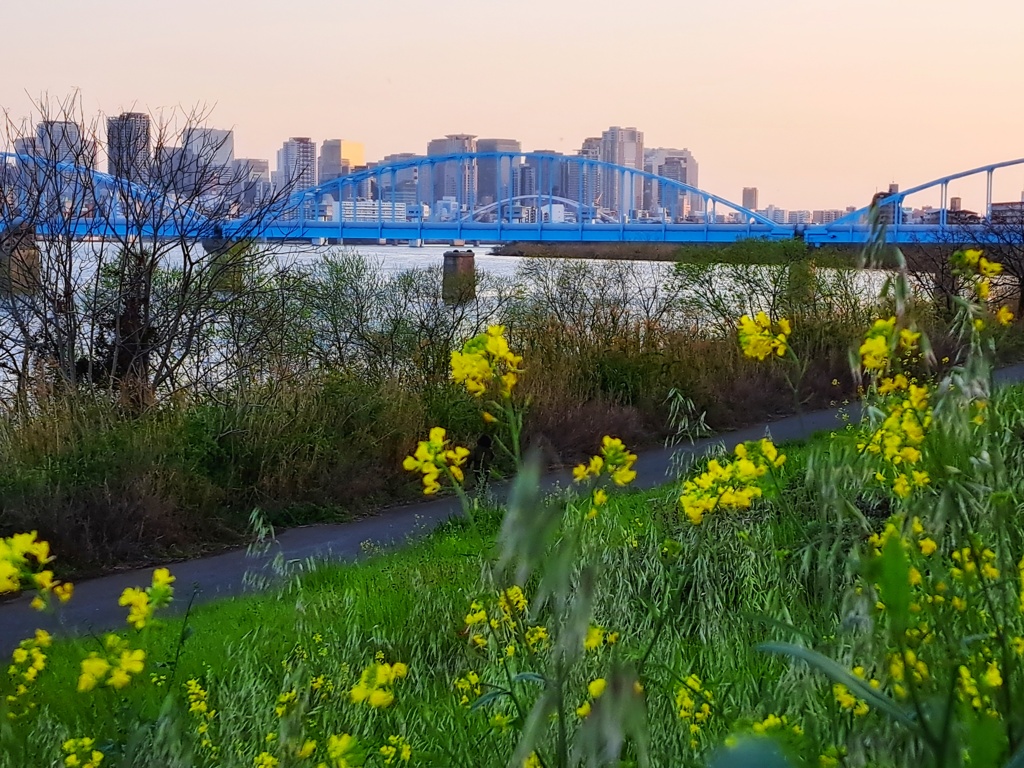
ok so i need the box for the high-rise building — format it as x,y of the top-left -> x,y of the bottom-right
176,127 -> 234,196
318,139 -> 365,184
525,151 -> 565,200
600,127 -> 644,214
154,145 -> 191,192
107,112 -> 151,180
518,164 -> 536,200
182,127 -> 234,168
231,158 -> 271,208
12,137 -> 38,177
643,147 -> 698,216
36,121 -> 94,167
742,187 -> 758,211
377,153 -> 422,205
476,138 -> 521,206
276,137 -> 317,191
567,137 -> 603,216
426,134 -> 476,207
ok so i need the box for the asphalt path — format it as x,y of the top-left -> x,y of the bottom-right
3,362 -> 1023,654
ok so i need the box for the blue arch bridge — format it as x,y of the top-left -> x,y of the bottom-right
2,152 -> 1024,246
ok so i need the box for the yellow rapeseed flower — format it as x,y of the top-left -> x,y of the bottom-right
450,325 -> 524,401
325,733 -> 358,768
402,427 -> 470,495
573,436 -> 638,486
737,312 -> 791,361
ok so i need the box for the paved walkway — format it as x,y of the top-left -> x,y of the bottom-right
3,362 -> 1023,654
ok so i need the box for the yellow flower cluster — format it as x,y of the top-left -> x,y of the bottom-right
275,689 -> 298,718
857,377 -> 932,499
676,674 -> 714,750
831,667 -> 879,717
819,746 -> 848,767
950,545 -> 1002,582
402,426 -> 470,495
6,628 -> 51,719
572,436 -> 638,486
62,737 -> 104,768
462,586 -> 547,655
576,677 -> 607,718
450,325 -> 524,399
118,568 -> 175,630
679,440 -> 785,525
349,660 -> 408,708
583,624 -> 618,652
0,531 -> 73,610
453,670 -> 482,707
888,648 -> 931,700
952,250 -> 1015,327
77,634 -> 146,692
184,678 -> 217,754
737,312 -> 791,361
751,712 -> 803,737
379,734 -> 412,764
321,733 -> 358,768
858,317 -> 921,373
254,753 -> 278,768
863,517 -> 1023,720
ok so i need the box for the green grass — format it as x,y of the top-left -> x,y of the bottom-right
6,434 -> 844,768
9,384 -> 1024,767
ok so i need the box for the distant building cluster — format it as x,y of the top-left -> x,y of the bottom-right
6,113 -> 1023,228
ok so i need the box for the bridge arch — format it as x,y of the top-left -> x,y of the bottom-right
288,151 -> 778,229
822,158 -> 1024,234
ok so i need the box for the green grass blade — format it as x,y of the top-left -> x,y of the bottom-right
758,641 -> 917,728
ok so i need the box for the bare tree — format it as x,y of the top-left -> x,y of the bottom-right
954,214 -> 1024,315
0,94 -> 302,410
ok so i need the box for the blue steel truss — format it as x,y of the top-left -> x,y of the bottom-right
268,152 -> 788,243
0,152 -> 218,238
804,158 -> 1024,245
4,150 -> 1024,246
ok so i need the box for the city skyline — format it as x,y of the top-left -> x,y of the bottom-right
3,0 -> 1024,211
13,113 -> 1024,219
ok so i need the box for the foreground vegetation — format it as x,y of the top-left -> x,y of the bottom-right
3,247 -> 1024,766
1,248 -> 911,575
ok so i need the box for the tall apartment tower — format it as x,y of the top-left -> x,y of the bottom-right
426,134 -> 477,205
107,112 -> 151,179
276,137 -> 317,191
599,126 -> 644,214
476,138 -> 521,205
742,187 -> 759,211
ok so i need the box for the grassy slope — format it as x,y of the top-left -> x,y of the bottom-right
9,432 -> 845,767
16,385 -> 1024,765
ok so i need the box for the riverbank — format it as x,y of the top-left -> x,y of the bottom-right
491,238 -> 906,268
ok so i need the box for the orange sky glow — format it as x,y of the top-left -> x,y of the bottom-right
4,0 -> 1023,211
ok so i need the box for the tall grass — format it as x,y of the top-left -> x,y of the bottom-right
0,249 -> 932,572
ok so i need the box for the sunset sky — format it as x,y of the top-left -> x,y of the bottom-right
5,0 -> 1024,211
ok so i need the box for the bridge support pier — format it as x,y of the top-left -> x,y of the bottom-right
0,223 -> 40,296
442,249 -> 475,305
